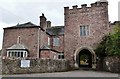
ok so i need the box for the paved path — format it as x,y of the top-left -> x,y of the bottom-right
2,70 -> 119,77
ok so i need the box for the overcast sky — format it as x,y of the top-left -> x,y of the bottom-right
0,0 -> 119,49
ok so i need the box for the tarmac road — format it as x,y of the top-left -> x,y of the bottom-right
2,70 -> 119,77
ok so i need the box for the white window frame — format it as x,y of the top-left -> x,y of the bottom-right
48,37 -> 50,46
58,53 -> 64,59
7,50 -> 28,58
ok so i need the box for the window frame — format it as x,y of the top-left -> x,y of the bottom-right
7,50 -> 28,58
80,25 -> 90,37
53,37 -> 60,46
48,37 -> 50,46
58,53 -> 64,59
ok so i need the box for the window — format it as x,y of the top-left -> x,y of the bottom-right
12,52 -> 14,57
80,25 -> 89,36
48,37 -> 50,46
15,52 -> 17,57
58,53 -> 64,59
17,36 -> 21,44
7,51 -> 28,58
18,52 -> 20,57
53,37 -> 60,46
21,52 -> 23,57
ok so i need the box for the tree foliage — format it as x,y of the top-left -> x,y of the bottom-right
95,24 -> 120,57
95,36 -> 107,57
0,49 -> 1,56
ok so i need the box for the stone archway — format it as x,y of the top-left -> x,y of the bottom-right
74,46 -> 96,69
78,49 -> 92,67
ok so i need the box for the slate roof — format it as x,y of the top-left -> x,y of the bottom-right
16,22 -> 36,26
41,45 -> 51,49
4,22 -> 64,36
46,26 -> 64,36
4,22 -> 39,29
7,44 -> 28,50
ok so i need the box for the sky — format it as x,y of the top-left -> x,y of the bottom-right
0,0 -> 119,49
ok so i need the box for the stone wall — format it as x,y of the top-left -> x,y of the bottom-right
0,50 -> 1,73
2,59 -> 69,74
102,56 -> 120,73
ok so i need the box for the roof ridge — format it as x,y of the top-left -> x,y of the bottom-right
16,22 -> 36,26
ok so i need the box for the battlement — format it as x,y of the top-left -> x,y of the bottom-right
64,0 -> 108,12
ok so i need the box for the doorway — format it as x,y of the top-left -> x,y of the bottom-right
78,49 -> 92,68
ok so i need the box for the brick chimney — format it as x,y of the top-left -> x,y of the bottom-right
47,21 -> 51,28
40,13 -> 47,29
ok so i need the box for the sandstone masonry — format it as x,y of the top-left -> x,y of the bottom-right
2,0 -> 118,69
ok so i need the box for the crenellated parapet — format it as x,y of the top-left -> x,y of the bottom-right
64,0 -> 108,14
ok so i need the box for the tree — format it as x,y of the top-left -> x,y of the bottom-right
95,24 -> 120,57
95,36 -> 107,57
95,24 -> 120,70
105,24 -> 120,56
0,49 -> 1,56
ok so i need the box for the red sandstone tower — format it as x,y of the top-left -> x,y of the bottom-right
64,0 -> 109,68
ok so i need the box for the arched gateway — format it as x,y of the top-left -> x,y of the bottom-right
74,46 -> 96,69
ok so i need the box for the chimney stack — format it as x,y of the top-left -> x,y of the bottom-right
40,13 -> 47,29
47,21 -> 51,28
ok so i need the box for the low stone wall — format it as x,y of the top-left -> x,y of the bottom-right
103,56 -> 120,73
2,59 -> 70,74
